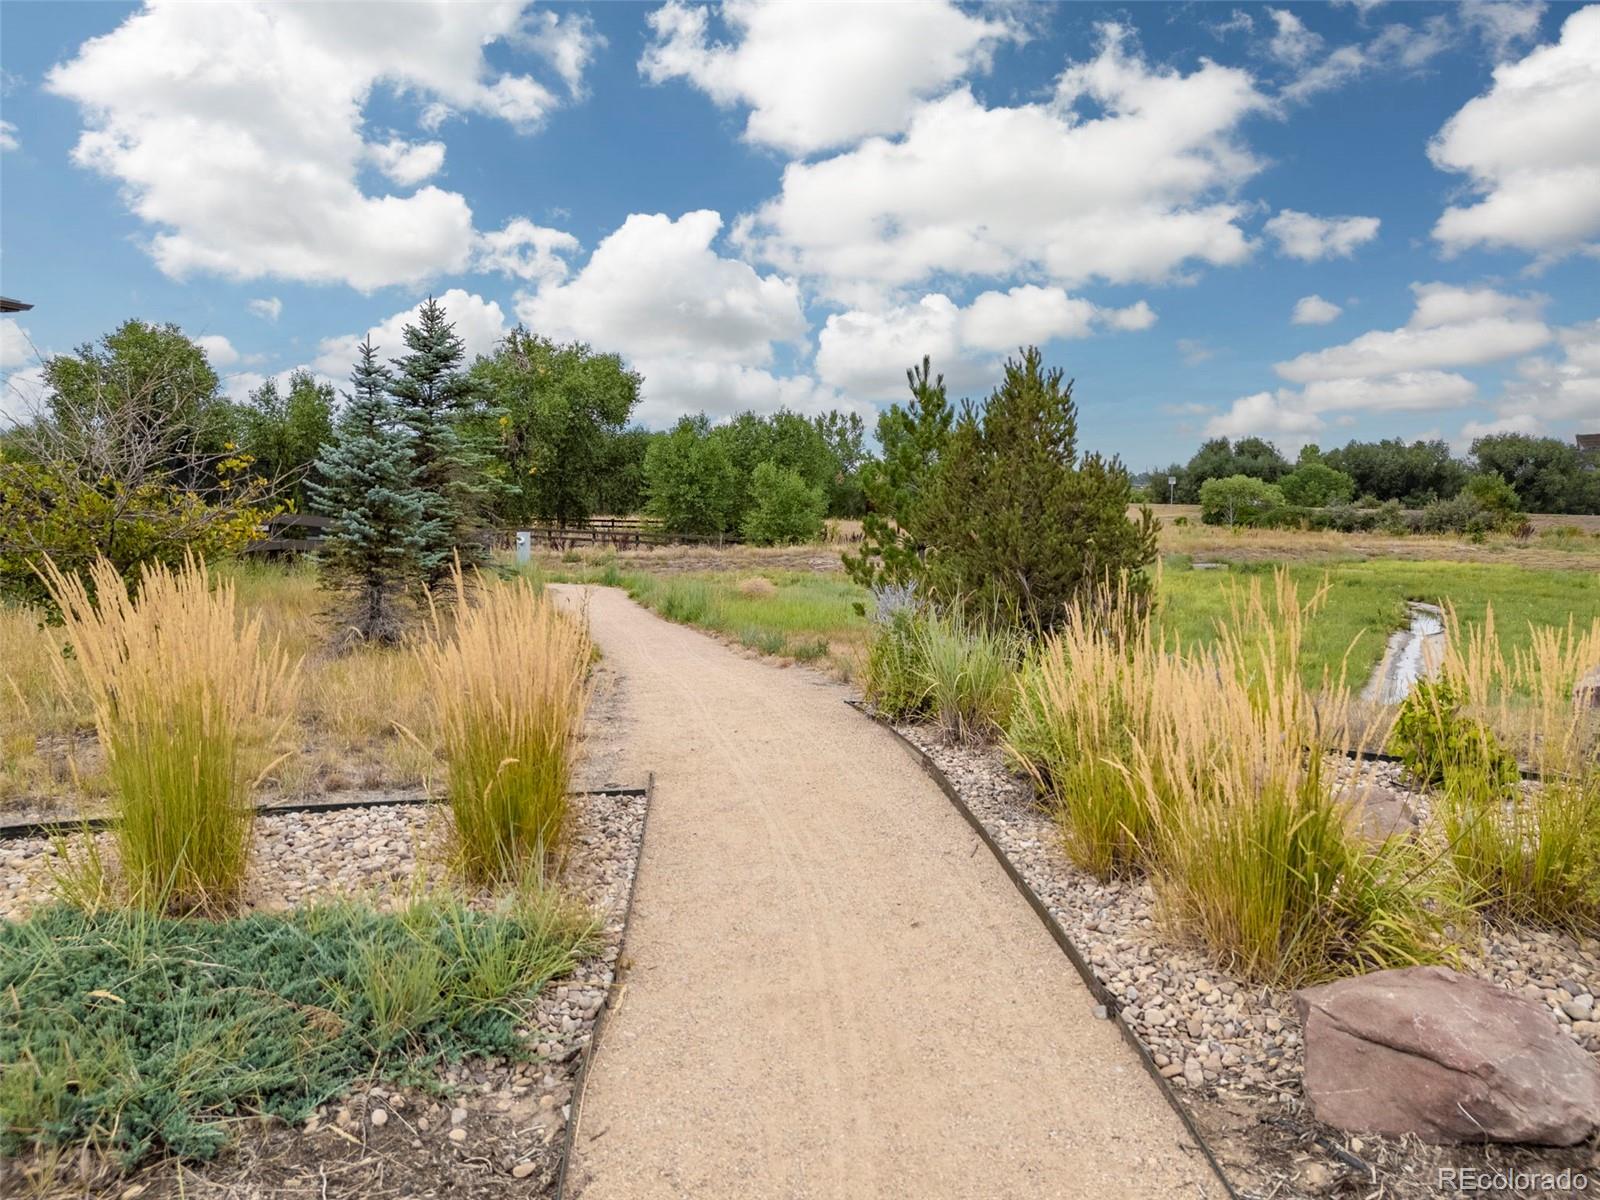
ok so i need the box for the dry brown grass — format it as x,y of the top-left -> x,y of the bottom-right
1,562 -> 446,815
0,603 -> 102,805
735,576 -> 778,599
1144,504 -> 1600,569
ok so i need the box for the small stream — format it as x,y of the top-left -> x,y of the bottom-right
1361,602 -> 1445,704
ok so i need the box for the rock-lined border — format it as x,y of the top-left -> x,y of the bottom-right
872,707 -> 1600,1198
843,699 -> 1242,1200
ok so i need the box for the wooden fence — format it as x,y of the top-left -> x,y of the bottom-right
508,517 -> 740,549
246,512 -> 334,554
249,513 -> 738,556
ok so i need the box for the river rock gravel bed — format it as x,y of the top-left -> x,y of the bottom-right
894,720 -> 1600,1198
2,664 -> 649,1199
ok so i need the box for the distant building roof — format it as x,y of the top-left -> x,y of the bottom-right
0,297 -> 32,313
1578,433 -> 1600,453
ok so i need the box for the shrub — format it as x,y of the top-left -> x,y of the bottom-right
1,454 -> 271,609
422,571 -> 591,881
1463,470 -> 1523,521
1279,462 -> 1356,507
740,460 -> 826,545
0,893 -> 594,1167
41,556 -> 299,910
1198,474 -> 1284,526
1388,679 -> 1518,792
861,584 -> 929,719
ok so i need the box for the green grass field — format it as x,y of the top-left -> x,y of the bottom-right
1158,558 -> 1600,687
553,564 -> 871,668
558,554 -> 1598,692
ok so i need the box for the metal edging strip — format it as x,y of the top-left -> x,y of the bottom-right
844,699 -> 1242,1200
0,786 -> 652,842
554,769 -> 655,1200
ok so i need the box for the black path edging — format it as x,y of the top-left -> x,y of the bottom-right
554,770 -> 655,1200
844,699 -> 1243,1200
0,785 -> 651,843
1333,743 -> 1548,783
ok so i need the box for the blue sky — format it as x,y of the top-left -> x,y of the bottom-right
1,1 -> 1596,468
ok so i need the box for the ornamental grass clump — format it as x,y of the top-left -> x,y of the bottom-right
423,570 -> 591,881
1147,574 -> 1446,984
1425,606 -> 1600,932
913,607 -> 1017,744
40,555 -> 299,911
1006,604 -> 1164,878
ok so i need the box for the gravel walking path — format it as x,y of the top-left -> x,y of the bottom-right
552,585 -> 1223,1200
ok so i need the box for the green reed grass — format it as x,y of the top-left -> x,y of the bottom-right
40,556 -> 299,910
422,571 -> 591,882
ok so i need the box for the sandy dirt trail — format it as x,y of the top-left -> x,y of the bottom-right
554,585 -> 1223,1200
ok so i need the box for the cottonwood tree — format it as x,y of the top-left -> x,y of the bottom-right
236,370 -> 335,509
469,328 -> 641,525
0,322 -> 272,604
309,340 -> 428,646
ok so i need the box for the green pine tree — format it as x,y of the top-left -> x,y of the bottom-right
309,339 -> 428,646
842,356 -> 954,593
388,297 -> 492,589
918,347 -> 1158,631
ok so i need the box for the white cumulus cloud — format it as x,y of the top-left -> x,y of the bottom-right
0,120 -> 17,152
473,218 -> 580,285
514,210 -> 824,424
1430,6 -> 1600,260
1276,283 -> 1548,383
517,210 -> 805,365
1208,280 -> 1554,443
816,287 -> 1156,401
0,318 -> 35,370
1264,210 -> 1380,261
1497,318 -> 1600,423
640,0 -> 1018,155
738,23 -> 1267,301
1291,295 -> 1342,325
366,137 -> 447,187
249,297 -> 282,322
46,1 -> 595,290
1204,391 -> 1324,448
196,334 -> 240,367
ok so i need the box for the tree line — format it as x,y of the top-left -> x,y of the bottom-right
0,308 -> 872,617
1144,434 -> 1600,516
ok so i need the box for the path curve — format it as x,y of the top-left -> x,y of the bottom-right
555,585 -> 1223,1199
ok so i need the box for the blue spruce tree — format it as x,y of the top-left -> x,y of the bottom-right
309,339 -> 428,645
388,296 -> 492,590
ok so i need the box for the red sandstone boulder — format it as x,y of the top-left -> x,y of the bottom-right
1294,965 -> 1600,1145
